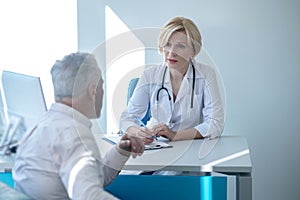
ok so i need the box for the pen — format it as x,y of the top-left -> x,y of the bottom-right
136,118 -> 157,140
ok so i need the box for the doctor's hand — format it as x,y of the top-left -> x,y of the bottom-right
153,123 -> 176,141
117,133 -> 144,158
126,126 -> 154,144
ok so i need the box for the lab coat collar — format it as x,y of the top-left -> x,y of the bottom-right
186,59 -> 202,79
160,62 -> 170,84
174,60 -> 198,104
162,60 -> 198,84
186,62 -> 194,79
161,60 -> 202,104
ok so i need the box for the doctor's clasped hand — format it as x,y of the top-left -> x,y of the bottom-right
152,123 -> 176,141
125,126 -> 155,144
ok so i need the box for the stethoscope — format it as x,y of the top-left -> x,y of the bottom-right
156,63 -> 196,109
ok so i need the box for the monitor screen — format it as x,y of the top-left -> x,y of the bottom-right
1,70 -> 47,129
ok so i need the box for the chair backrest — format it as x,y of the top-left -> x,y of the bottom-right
127,78 -> 150,124
127,78 -> 139,104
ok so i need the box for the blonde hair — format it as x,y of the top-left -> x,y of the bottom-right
158,16 -> 202,56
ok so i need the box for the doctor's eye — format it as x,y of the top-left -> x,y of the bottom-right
176,44 -> 186,49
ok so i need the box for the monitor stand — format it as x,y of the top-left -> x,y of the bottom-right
0,115 -> 25,155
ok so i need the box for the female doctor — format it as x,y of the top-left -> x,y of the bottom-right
120,16 -> 224,143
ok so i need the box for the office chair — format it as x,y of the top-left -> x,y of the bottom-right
127,78 -> 150,125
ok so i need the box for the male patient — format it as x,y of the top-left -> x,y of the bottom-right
12,52 -> 145,199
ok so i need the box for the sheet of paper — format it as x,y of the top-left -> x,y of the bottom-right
102,135 -> 172,150
145,140 -> 172,150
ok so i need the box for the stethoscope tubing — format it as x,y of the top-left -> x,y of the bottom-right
156,63 -> 195,109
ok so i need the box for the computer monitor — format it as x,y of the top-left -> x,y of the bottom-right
0,70 -> 47,154
1,70 -> 47,128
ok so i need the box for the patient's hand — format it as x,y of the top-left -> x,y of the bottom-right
117,133 -> 144,158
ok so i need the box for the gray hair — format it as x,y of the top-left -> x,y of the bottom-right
50,52 -> 100,99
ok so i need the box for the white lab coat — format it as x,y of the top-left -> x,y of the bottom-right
120,60 -> 224,138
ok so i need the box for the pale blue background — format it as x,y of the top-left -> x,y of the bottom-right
78,0 -> 300,199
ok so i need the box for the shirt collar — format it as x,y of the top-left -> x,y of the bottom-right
49,103 -> 92,128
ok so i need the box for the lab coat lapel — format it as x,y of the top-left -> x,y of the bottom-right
174,65 -> 193,105
174,77 -> 190,105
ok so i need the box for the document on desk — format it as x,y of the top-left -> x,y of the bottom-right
102,135 -> 172,150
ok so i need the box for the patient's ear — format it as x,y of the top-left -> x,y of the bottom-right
88,83 -> 97,102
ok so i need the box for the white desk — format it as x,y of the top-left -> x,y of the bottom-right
0,181 -> 31,199
97,135 -> 252,200
0,135 -> 252,200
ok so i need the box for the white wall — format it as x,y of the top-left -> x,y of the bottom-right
0,0 -> 78,109
78,0 -> 300,199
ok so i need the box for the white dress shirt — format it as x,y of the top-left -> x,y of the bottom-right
120,60 -> 224,138
13,103 -> 128,199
